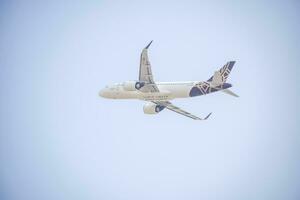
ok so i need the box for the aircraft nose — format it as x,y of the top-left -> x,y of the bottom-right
99,89 -> 106,97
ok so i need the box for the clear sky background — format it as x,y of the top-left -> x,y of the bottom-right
0,1 -> 299,200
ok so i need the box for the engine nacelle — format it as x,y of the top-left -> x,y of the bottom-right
135,81 -> 145,90
143,102 -> 165,114
123,81 -> 146,91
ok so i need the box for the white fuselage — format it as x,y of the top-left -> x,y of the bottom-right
99,81 -> 196,101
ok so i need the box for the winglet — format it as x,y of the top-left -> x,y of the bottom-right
145,40 -> 153,49
204,112 -> 212,120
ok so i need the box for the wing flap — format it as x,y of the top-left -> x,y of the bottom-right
221,89 -> 239,97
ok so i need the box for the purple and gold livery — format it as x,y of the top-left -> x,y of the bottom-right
99,41 -> 238,120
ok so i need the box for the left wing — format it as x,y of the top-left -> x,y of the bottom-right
139,41 -> 159,93
152,101 -> 212,120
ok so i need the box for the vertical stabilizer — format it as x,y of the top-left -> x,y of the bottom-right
207,61 -> 235,84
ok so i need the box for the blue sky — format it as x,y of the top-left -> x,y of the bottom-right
0,1 -> 299,200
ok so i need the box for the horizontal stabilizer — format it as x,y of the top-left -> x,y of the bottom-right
221,89 -> 239,97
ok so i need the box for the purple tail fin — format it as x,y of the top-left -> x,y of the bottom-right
207,61 -> 235,83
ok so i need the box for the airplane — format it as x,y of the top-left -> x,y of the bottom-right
99,41 -> 238,120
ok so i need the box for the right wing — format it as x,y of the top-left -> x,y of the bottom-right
138,41 -> 159,93
152,101 -> 212,120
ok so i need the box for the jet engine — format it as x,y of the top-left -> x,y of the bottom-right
143,102 -> 165,114
123,81 -> 145,91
